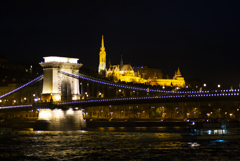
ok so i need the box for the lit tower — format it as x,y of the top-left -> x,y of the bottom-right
98,35 -> 106,74
40,56 -> 82,102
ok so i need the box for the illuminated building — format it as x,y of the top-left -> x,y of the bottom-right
98,35 -> 106,74
98,36 -> 185,87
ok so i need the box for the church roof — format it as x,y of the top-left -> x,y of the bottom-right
121,64 -> 133,71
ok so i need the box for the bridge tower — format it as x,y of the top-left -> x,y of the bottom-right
40,56 -> 82,102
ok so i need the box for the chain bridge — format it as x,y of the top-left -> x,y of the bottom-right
0,56 -> 240,130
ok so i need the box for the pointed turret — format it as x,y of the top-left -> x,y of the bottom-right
176,67 -> 181,76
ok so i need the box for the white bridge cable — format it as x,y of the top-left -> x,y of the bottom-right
0,75 -> 44,99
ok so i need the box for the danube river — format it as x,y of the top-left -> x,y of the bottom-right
0,128 -> 240,160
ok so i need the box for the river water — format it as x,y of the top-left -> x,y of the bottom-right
0,128 -> 240,160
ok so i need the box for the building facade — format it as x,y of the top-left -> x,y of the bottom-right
98,36 -> 185,87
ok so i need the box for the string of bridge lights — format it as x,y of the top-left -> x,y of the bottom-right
58,92 -> 240,105
0,92 -> 239,109
0,104 -> 32,109
0,75 -> 44,99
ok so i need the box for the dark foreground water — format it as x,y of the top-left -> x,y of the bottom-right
0,128 -> 240,160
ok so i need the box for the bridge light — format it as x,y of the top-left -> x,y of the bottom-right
67,108 -> 74,115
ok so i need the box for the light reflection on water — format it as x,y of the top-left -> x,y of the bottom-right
0,130 -> 240,160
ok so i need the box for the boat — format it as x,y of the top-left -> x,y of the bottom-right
182,122 -> 240,140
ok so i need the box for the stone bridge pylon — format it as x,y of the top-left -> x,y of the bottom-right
40,56 -> 82,102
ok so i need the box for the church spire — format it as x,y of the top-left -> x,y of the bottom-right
101,35 -> 104,47
98,35 -> 106,74
120,55 -> 123,69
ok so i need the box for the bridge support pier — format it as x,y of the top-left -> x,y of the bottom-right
34,108 -> 86,130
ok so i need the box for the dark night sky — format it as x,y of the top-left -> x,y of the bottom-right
0,1 -> 240,86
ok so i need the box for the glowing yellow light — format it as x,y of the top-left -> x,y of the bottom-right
13,100 -> 16,103
218,84 -> 221,88
24,97 -> 27,100
72,96 -> 78,100
38,109 -> 52,120
67,108 -> 74,115
0,100 -> 2,103
52,109 -> 64,120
